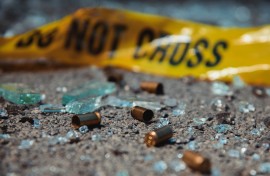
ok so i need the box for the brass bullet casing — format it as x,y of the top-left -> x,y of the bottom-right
131,106 -> 154,122
140,81 -> 164,95
144,125 -> 173,147
107,72 -> 123,84
71,112 -> 101,129
104,66 -> 123,84
182,150 -> 211,174
252,87 -> 266,98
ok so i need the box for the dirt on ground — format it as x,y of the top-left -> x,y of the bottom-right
0,67 -> 270,176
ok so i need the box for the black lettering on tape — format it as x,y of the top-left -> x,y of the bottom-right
37,28 -> 58,48
16,31 -> 39,47
16,29 -> 58,48
169,43 -> 190,66
206,41 -> 228,67
64,18 -> 89,52
133,28 -> 155,59
149,32 -> 170,63
88,21 -> 108,55
109,24 -> 127,58
187,38 -> 208,68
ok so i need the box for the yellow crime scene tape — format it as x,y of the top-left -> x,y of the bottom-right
0,8 -> 270,85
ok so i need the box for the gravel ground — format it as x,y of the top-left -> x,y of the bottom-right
1,1 -> 270,176
0,67 -> 270,176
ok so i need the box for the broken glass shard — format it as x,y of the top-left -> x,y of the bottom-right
193,118 -> 207,125
177,153 -> 183,159
252,153 -> 260,161
238,101 -> 255,113
80,155 -> 92,161
18,139 -> 34,149
258,163 -> 270,174
266,89 -> 270,96
153,160 -> 167,174
62,81 -> 116,105
33,119 -> 40,128
104,96 -> 132,107
210,98 -> 227,112
172,102 -> 186,116
213,124 -> 232,133
116,170 -> 129,176
91,134 -> 102,141
169,160 -> 186,172
156,118 -> 169,128
40,104 -> 66,113
187,141 -> 198,150
163,98 -> 177,107
66,130 -> 80,141
65,96 -> 102,114
227,149 -> 240,158
211,168 -> 221,176
188,126 -> 194,136
262,143 -> 269,150
0,108 -> 8,118
107,128 -> 114,136
0,134 -> 10,139
232,75 -> 246,89
211,82 -> 232,96
79,125 -> 89,134
213,142 -> 224,149
56,86 -> 67,93
218,136 -> 228,145
49,136 -> 68,145
250,170 -> 257,176
240,148 -> 247,155
0,83 -> 41,104
250,128 -> 261,136
133,101 -> 163,111
144,154 -> 154,162
104,95 -> 163,110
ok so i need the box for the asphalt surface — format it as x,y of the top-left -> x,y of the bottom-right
0,67 -> 270,176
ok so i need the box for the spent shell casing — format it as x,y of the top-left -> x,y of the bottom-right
107,72 -> 123,84
140,81 -> 164,95
131,106 -> 154,122
252,86 -> 266,98
182,150 -> 211,174
144,125 -> 173,147
71,112 -> 101,129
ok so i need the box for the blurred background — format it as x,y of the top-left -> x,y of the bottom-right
0,0 -> 269,36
